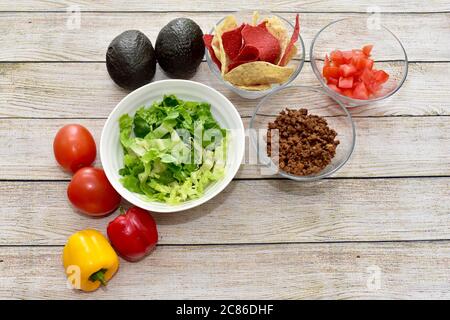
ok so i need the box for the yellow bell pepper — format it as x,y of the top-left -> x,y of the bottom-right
63,229 -> 119,292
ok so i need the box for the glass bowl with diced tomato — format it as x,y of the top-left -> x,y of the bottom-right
204,11 -> 305,99
310,17 -> 408,106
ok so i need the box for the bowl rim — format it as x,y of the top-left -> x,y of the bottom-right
309,17 -> 409,105
100,79 -> 245,213
205,11 -> 306,94
249,84 -> 356,181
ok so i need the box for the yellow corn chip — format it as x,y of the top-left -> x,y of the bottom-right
252,11 -> 260,26
212,15 -> 238,74
264,16 -> 289,64
237,84 -> 272,91
224,61 -> 294,86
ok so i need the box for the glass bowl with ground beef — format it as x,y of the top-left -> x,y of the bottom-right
249,85 -> 355,181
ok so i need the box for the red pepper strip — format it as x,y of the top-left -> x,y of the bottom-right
228,45 -> 260,71
221,24 -> 244,60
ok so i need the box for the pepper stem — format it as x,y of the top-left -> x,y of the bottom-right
89,269 -> 107,286
119,206 -> 126,215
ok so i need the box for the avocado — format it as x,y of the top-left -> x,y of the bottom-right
106,30 -> 156,90
155,18 -> 204,78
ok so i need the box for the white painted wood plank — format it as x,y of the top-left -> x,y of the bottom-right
1,178 -> 449,245
0,117 -> 448,180
2,0 -> 449,13
0,243 -> 449,299
0,62 -> 448,118
0,12 -> 448,61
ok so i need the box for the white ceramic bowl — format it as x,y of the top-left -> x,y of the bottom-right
100,80 -> 245,213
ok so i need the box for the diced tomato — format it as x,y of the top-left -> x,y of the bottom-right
352,82 -> 369,99
324,54 -> 330,67
338,76 -> 354,89
330,50 -> 345,65
322,45 -> 388,100
341,88 -> 354,98
341,50 -> 353,62
323,65 -> 340,79
353,56 -> 373,71
374,70 -> 389,84
339,63 -> 357,77
327,77 -> 338,85
362,44 -> 373,56
328,84 -> 341,93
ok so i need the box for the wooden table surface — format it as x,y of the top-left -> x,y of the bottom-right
0,1 -> 449,300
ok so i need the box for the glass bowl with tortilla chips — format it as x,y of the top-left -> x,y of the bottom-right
204,11 -> 305,99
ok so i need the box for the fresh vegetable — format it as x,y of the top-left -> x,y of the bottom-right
322,45 -> 389,99
67,167 -> 121,216
107,207 -> 158,262
53,124 -> 96,173
118,95 -> 227,204
106,30 -> 157,90
203,12 -> 299,90
156,18 -> 204,78
63,229 -> 119,292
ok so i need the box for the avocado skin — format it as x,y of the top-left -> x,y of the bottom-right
155,18 -> 204,79
106,30 -> 156,90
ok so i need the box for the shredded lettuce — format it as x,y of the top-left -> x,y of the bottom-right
118,95 -> 227,204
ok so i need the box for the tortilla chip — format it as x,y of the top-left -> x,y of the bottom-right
252,11 -> 260,26
278,14 -> 300,66
237,84 -> 272,91
213,15 -> 238,74
224,61 -> 294,86
283,44 -> 297,64
264,16 -> 289,64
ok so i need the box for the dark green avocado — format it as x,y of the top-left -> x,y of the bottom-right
155,18 -> 204,78
106,30 -> 156,90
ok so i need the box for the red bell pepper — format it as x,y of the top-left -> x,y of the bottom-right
107,207 -> 158,262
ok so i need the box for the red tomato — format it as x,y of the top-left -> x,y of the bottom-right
339,64 -> 357,77
341,88 -> 354,98
341,50 -> 353,62
323,65 -> 340,79
338,76 -> 353,89
353,82 -> 369,99
353,56 -> 373,71
327,77 -> 338,85
67,167 -> 121,217
362,44 -> 373,56
53,124 -> 96,173
328,84 -> 341,94
330,50 -> 345,65
374,70 -> 389,84
323,45 -> 388,100
324,54 -> 330,67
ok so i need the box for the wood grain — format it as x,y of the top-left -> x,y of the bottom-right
0,243 -> 449,299
0,116 -> 448,180
1,178 -> 449,245
0,12 -> 448,61
2,0 -> 449,13
0,62 -> 448,118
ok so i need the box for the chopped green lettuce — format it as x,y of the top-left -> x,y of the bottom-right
118,95 -> 227,204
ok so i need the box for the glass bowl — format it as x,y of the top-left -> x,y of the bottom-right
205,11 -> 305,99
310,17 -> 408,107
249,85 -> 355,181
